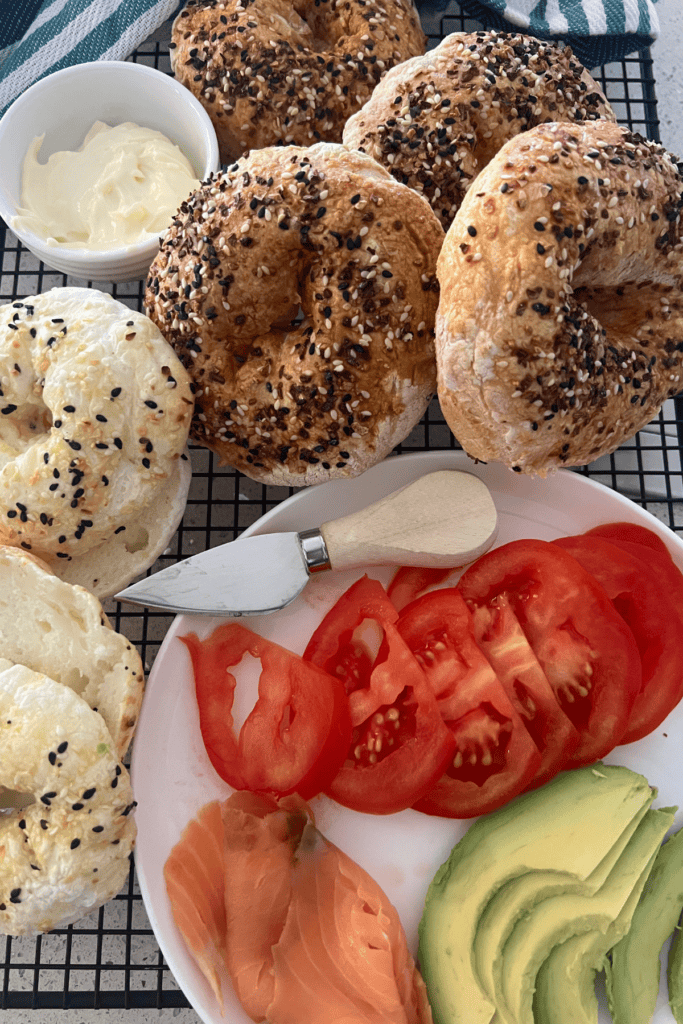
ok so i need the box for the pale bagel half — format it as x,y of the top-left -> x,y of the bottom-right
0,546 -> 144,758
0,662 -> 136,936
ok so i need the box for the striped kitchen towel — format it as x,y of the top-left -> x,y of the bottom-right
416,0 -> 660,66
0,0 -> 182,120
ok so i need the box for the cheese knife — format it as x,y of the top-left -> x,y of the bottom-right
114,470 -> 498,616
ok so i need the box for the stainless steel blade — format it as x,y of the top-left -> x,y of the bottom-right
115,532 -> 309,615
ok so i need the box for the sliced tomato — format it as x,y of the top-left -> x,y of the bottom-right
180,622 -> 351,800
584,521 -> 683,622
469,594 -> 581,787
554,534 -> 683,743
457,539 -> 642,767
388,566 -> 455,613
303,576 -> 455,815
585,521 -> 675,557
396,589 -> 541,818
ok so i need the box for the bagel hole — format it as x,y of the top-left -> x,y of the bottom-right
62,666 -> 91,698
575,280 -> 668,337
0,787 -> 34,814
123,524 -> 150,554
291,2 -> 329,50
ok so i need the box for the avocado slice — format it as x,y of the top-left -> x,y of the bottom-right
473,789 -> 654,1004
533,808 -> 676,1024
418,764 -> 654,1024
668,908 -> 683,1023
606,821 -> 683,1024
495,806 -> 676,1024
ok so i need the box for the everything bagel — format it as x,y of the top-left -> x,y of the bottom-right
343,30 -> 615,230
0,288 -> 194,597
435,120 -> 683,475
145,143 -> 444,486
0,662 -> 136,935
170,0 -> 426,162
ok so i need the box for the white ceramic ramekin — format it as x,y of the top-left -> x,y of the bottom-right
0,61 -> 219,283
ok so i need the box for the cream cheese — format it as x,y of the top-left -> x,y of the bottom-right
12,121 -> 200,250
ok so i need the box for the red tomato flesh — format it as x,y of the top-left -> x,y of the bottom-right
387,566 -> 455,613
303,576 -> 456,815
554,534 -> 683,743
397,588 -> 542,818
584,521 -> 683,625
469,594 -> 581,787
180,622 -> 352,800
457,539 -> 642,767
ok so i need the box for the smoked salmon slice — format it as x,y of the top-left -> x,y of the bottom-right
164,791 -> 432,1023
163,800 -> 227,1012
268,823 -> 433,1024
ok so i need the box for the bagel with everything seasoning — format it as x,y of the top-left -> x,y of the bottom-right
0,288 -> 194,598
145,143 -> 444,486
435,120 -> 683,475
170,0 -> 426,162
0,661 -> 136,935
343,30 -> 615,230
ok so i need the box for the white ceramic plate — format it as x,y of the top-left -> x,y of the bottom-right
131,451 -> 683,1024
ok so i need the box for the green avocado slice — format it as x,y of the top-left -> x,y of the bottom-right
533,810 -> 676,1024
606,821 -> 683,1024
473,788 -> 654,1003
496,806 -> 676,1024
668,908 -> 683,1023
418,765 -> 654,1024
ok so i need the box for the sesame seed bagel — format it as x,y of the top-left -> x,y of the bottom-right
343,31 -> 615,231
435,120 -> 683,476
0,662 -> 136,935
0,288 -> 194,598
170,0 -> 426,163
0,546 -> 143,758
145,142 -> 444,486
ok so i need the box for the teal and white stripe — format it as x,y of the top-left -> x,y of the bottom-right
0,0 -> 180,120
481,0 -> 659,39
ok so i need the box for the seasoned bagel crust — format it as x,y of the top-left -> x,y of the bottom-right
145,143 -> 444,486
435,121 -> 683,475
0,663 -> 136,935
343,30 -> 615,230
0,289 -> 194,565
171,0 -> 426,162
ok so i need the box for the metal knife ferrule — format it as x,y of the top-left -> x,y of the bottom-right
298,528 -> 332,574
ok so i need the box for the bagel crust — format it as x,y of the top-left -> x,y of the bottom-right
343,30 -> 615,230
0,663 -> 136,935
0,288 -> 194,595
170,0 -> 426,162
435,121 -> 683,475
145,143 -> 444,486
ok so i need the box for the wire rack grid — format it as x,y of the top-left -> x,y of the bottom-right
0,2 -> 681,1012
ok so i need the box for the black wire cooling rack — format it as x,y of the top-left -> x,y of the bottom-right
0,2 -> 681,1013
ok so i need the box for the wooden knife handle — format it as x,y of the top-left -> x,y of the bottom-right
319,470 -> 497,571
